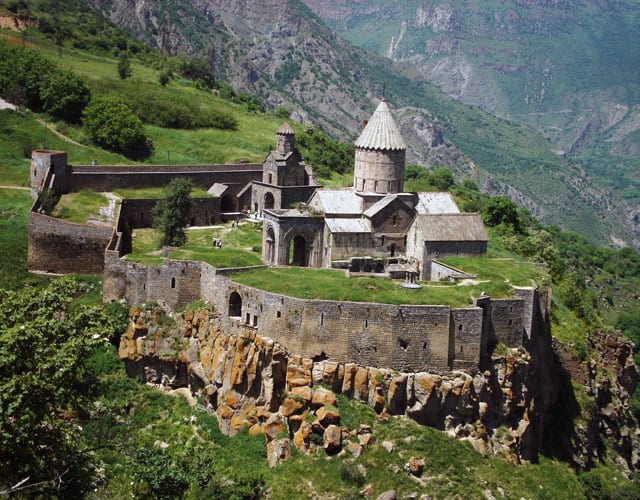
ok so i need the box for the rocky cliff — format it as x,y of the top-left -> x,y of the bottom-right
118,305 -> 640,470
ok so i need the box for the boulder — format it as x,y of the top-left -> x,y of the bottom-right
323,424 -> 342,455
312,387 -> 337,407
264,414 -> 284,442
347,441 -> 363,458
406,456 -> 424,477
266,438 -> 291,467
376,491 -> 396,500
316,405 -> 340,426
293,421 -> 313,452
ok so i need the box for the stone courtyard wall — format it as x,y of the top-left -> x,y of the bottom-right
103,257 -> 539,373
120,198 -> 221,229
28,207 -> 114,274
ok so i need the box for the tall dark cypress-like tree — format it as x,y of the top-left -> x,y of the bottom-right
153,178 -> 193,247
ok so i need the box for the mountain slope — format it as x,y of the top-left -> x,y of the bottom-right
78,0 -> 638,247
303,0 -> 640,243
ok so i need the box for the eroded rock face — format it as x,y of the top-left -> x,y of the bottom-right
118,306 -> 639,469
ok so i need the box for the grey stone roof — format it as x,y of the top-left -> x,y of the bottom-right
355,99 -> 406,151
309,189 -> 362,215
363,194 -> 398,218
413,213 -> 488,241
325,218 -> 371,233
415,192 -> 460,214
207,183 -> 228,197
277,122 -> 295,135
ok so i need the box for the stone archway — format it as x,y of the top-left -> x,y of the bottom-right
228,292 -> 242,317
289,235 -> 307,266
264,192 -> 275,210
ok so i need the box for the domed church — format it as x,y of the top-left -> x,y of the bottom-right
258,98 -> 488,281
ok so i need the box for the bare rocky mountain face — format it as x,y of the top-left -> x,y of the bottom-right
85,0 -> 639,248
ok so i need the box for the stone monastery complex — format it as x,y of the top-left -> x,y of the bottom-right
28,98 -> 550,374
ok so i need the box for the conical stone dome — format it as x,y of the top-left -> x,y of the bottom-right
353,98 -> 406,194
355,98 -> 406,151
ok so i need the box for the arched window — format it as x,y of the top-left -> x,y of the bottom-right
264,192 -> 275,210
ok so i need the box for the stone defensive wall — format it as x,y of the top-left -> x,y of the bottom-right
120,197 -> 221,229
103,255 -> 542,373
30,150 -> 262,200
57,164 -> 261,195
28,198 -> 115,274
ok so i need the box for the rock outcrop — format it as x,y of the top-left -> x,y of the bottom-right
119,305 -> 639,469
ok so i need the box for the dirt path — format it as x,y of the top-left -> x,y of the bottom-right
35,119 -> 86,147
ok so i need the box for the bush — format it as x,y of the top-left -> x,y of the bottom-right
482,196 -> 521,232
82,97 -> 151,159
158,71 -> 170,86
40,69 -> 91,123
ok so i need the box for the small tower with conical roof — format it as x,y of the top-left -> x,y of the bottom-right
353,98 -> 406,194
261,122 -> 308,188
276,121 -> 295,155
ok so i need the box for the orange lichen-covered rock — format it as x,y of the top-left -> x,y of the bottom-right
311,387 -> 337,407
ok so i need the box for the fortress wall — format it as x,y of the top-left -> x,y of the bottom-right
202,275 -> 473,372
451,308 -> 484,370
120,198 -> 221,229
103,253 -> 149,305
103,256 -> 202,309
28,211 -> 114,274
30,150 -> 69,199
70,164 -> 261,174
488,298 -> 525,348
62,170 -> 260,192
103,258 -> 535,372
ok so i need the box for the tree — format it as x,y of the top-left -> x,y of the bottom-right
153,178 -> 193,247
82,97 -> 151,159
117,51 -> 132,79
431,167 -> 455,191
0,278 -> 116,495
40,69 -> 91,123
482,196 -> 521,232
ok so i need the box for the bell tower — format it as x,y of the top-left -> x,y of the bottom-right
353,98 -> 406,194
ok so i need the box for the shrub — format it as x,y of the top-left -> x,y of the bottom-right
117,51 -> 132,79
83,97 -> 151,159
40,69 -> 91,123
158,71 -> 170,86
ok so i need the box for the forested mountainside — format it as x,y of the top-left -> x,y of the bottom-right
304,0 -> 640,247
